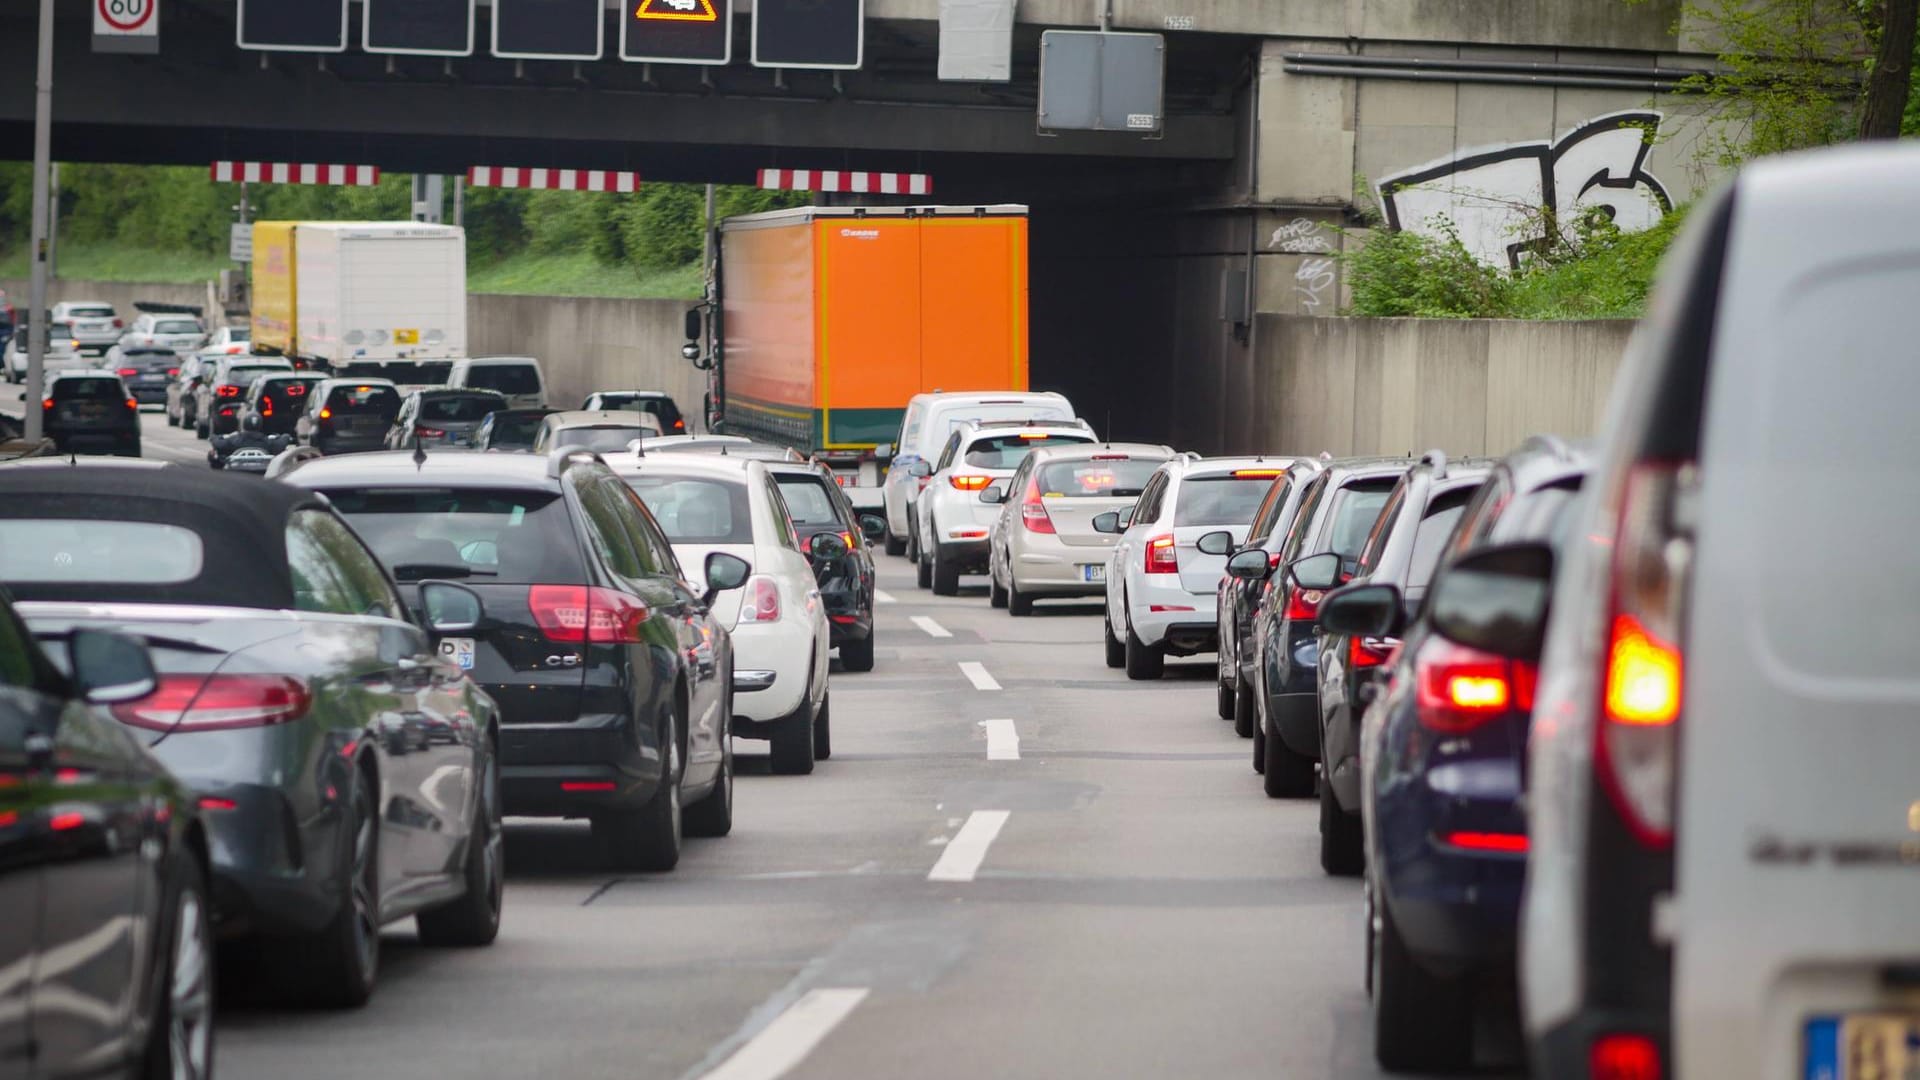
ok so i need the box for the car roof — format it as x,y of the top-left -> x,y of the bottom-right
545,410 -> 656,427
281,448 -> 562,491
1498,435 -> 1595,493
600,450 -> 765,482
641,434 -> 749,447
50,368 -> 117,380
463,355 -> 539,365
1318,456 -> 1418,483
409,387 -> 507,399
956,417 -> 1092,437
594,389 -> 673,399
1168,454 -> 1303,479
258,372 -> 321,382
317,376 -> 398,389
1022,441 -> 1175,464
916,390 -> 1069,406
484,407 -> 554,418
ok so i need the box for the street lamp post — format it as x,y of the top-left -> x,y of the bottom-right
24,0 -> 54,443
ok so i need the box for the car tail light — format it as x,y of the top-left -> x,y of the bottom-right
1350,635 -> 1396,670
560,781 -> 617,793
949,474 -> 991,491
216,385 -> 240,398
167,368 -> 179,377
528,584 -> 649,643
1596,462 -> 1694,850
285,383 -> 306,396
800,531 -> 853,555
116,367 -> 137,377
672,418 -> 685,430
261,398 -> 273,417
1017,433 -> 1053,440
112,674 -> 312,732
737,576 -> 781,624
415,426 -> 446,438
1284,585 -> 1323,622
1589,1033 -> 1662,1080
1144,534 -> 1178,574
126,398 -> 138,410
1232,468 -> 1283,478
111,318 -> 123,329
1090,453 -> 1130,461
1413,638 -> 1533,733
1441,831 -> 1530,853
40,398 -> 52,410
319,407 -> 333,421
1019,477 -> 1055,534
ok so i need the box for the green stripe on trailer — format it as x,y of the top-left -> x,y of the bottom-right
822,407 -> 904,448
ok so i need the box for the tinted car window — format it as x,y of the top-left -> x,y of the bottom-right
421,395 -> 504,423
286,510 -> 403,619
467,365 -> 541,395
1174,475 -> 1278,527
555,426 -> 650,453
1327,482 -> 1395,563
485,412 -> 545,446
224,365 -> 289,388
322,488 -> 586,584
327,385 -> 399,412
597,396 -> 683,426
625,475 -> 754,544
67,306 -> 113,319
775,475 -> 842,527
576,478 -> 655,579
154,320 -> 200,335
963,433 -> 1093,469
1355,484 -> 1407,576
1037,457 -> 1162,497
53,378 -> 125,402
0,520 -> 202,584
1408,492 -> 1475,590
335,361 -> 450,386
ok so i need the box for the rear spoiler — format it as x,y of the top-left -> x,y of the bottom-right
132,301 -> 204,317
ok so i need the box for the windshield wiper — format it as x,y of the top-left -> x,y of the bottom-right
391,562 -> 496,582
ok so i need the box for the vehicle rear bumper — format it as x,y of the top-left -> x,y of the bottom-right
51,430 -> 137,454
933,537 -> 990,572
735,683 -> 814,742
498,711 -> 659,817
1267,690 -> 1319,757
731,621 -> 814,723
1011,547 -> 1108,594
313,434 -> 388,455
193,781 -> 343,939
1129,582 -> 1218,651
827,614 -> 872,644
1381,842 -> 1524,976
1529,1010 -> 1668,1080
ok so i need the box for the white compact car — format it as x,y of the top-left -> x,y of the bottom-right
1097,455 -> 1298,680
448,356 -> 548,410
984,442 -> 1174,615
911,418 -> 1095,595
205,325 -> 251,354
878,390 -> 1077,558
49,301 -> 121,354
5,327 -> 79,382
605,451 -> 833,775
120,311 -> 207,353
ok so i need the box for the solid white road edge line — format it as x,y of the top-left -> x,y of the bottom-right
981,718 -> 1019,760
957,661 -> 1000,691
909,615 -> 951,639
696,987 -> 870,1080
874,589 -> 897,604
927,810 -> 1011,882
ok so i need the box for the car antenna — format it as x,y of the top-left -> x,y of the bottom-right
1104,409 -> 1112,448
412,431 -> 428,470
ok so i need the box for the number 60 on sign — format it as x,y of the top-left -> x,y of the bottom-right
95,0 -> 159,53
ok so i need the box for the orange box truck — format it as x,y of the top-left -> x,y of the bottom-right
713,204 -> 1029,507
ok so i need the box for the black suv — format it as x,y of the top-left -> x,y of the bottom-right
1312,451 -> 1488,875
33,371 -> 142,456
282,449 -> 750,871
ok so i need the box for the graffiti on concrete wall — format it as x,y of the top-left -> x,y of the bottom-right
1377,110 -> 1672,269
1267,217 -> 1338,312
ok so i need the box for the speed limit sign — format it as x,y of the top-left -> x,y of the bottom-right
94,0 -> 159,54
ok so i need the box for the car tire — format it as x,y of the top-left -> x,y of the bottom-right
194,419 -> 209,440
989,571 -> 1009,609
1373,893 -> 1474,1073
1319,779 -> 1365,877
285,773 -> 380,1008
683,712 -> 734,838
884,528 -> 907,557
1263,724 -> 1314,798
915,539 -> 933,590
140,853 -> 214,1080
840,630 -> 876,672
416,752 -> 503,947
812,692 -> 832,760
769,700 -> 817,776
1007,577 -> 1033,616
1124,622 -> 1164,681
1103,611 -> 1126,669
931,543 -> 960,597
166,407 -> 179,428
1215,674 -> 1235,720
1252,719 -> 1267,774
593,711 -> 683,872
906,519 -> 921,564
1232,673 -> 1257,738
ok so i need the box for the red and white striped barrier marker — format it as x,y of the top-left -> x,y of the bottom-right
757,170 -> 932,195
466,167 -> 641,192
210,162 -> 381,186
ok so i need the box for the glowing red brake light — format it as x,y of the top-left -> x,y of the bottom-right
1349,635 -> 1396,671
1589,1033 -> 1662,1080
116,367 -> 137,377
415,426 -> 447,438
112,674 -> 313,732
284,383 -> 306,396
166,368 -> 179,377
528,584 -> 649,643
40,398 -> 52,410
1019,476 -> 1055,534
672,418 -> 685,430
126,397 -> 139,410
1441,831 -> 1529,853
1144,534 -> 1178,574
737,576 -> 782,624
261,397 -> 273,417
1413,638 -> 1531,732
1284,586 -> 1323,622
216,385 -> 240,398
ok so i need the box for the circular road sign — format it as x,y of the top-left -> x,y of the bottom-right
98,0 -> 155,33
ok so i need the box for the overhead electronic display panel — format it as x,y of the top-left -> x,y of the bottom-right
236,0 -> 349,52
621,0 -> 732,65
364,0 -> 475,56
494,0 -> 605,60
752,0 -> 863,70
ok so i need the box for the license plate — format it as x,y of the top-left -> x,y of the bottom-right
1806,1012 -> 1920,1080
438,637 -> 476,670
1081,564 -> 1106,583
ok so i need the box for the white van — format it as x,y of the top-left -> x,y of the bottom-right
1513,142 -> 1920,1079
447,356 -> 546,410
877,390 -> 1076,557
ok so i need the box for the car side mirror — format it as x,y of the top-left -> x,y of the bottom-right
858,514 -> 887,541
874,443 -> 894,462
1316,582 -> 1404,639
1225,549 -> 1272,580
808,532 -> 850,562
1195,530 -> 1233,556
69,629 -> 157,704
1091,511 -> 1121,535
419,581 -> 485,634
1428,541 -> 1556,662
702,552 -> 751,607
908,460 -> 933,479
1287,551 -> 1342,590
979,485 -> 1007,505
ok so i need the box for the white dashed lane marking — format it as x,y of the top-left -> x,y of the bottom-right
927,810 -> 1011,883
957,661 -> 1000,691
910,615 -> 951,639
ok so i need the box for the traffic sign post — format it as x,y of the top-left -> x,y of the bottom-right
622,0 -> 732,65
493,0 -> 605,61
752,0 -> 863,69
364,0 -> 476,57
237,0 -> 349,53
93,0 -> 158,55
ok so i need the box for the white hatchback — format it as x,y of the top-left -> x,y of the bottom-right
604,451 -> 834,775
910,418 -> 1095,595
878,390 -> 1077,557
1097,456 -> 1300,680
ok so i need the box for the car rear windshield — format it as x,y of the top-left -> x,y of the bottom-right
1037,457 -> 1163,497
67,306 -> 113,319
624,475 -> 754,543
154,320 -> 200,335
486,413 -> 544,444
321,489 -> 584,583
465,365 -> 541,395
774,476 -> 842,527
0,520 -> 202,584
600,396 -> 683,425
556,426 -> 649,453
53,378 -> 124,401
420,395 -> 503,423
327,385 -> 399,412
1325,481 -> 1395,560
1175,475 -> 1279,527
227,328 -> 251,341
334,361 -> 451,386
963,433 -> 1092,469
225,365 -> 289,388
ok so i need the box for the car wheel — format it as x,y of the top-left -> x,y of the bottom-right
1263,724 -> 1314,798
683,710 -> 734,838
769,696 -> 817,776
1103,610 -> 1126,669
1319,779 -> 1365,876
839,632 -> 875,673
1252,719 -> 1267,774
1231,673 -> 1256,737
812,692 -> 832,760
1373,892 -> 1474,1072
915,536 -> 933,590
285,773 -> 380,1008
416,750 -> 503,946
1215,673 -> 1235,720
989,567 -> 1009,609
884,526 -> 907,557
141,854 -> 214,1080
166,407 -> 179,428
1124,621 -> 1164,680
931,542 -> 960,597
593,711 -> 683,872
1007,576 -> 1033,616
194,419 -> 209,440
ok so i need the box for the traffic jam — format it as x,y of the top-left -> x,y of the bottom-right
1,149 -> 1917,1080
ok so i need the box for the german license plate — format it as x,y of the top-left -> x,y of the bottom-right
1081,564 -> 1105,583
1805,1012 -> 1920,1080
438,637 -> 475,670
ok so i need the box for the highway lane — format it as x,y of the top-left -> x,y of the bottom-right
125,416 -> 1523,1079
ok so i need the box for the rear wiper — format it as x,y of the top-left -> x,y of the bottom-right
1110,488 -> 1145,497
391,562 -> 496,582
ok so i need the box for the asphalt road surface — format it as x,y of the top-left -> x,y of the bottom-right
127,409 -> 1523,1080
